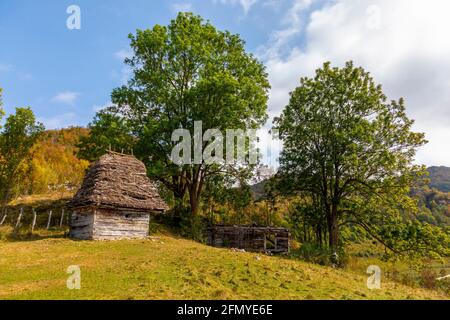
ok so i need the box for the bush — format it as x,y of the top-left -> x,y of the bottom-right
152,205 -> 207,242
419,268 -> 437,289
436,277 -> 450,295
293,243 -> 348,267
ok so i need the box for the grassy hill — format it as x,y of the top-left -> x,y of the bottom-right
0,226 -> 447,300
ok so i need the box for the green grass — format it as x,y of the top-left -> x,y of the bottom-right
0,226 -> 447,300
345,242 -> 450,292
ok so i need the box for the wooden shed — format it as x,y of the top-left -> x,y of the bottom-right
67,151 -> 168,240
207,225 -> 290,253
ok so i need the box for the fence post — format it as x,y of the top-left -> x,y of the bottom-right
46,210 -> 52,230
0,209 -> 7,226
31,209 -> 37,233
59,209 -> 65,228
14,208 -> 23,232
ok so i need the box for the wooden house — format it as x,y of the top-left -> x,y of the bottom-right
68,151 -> 168,240
207,225 -> 290,253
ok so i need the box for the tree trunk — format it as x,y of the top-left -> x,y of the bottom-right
328,204 -> 339,264
189,188 -> 200,216
329,216 -> 339,251
316,224 -> 322,247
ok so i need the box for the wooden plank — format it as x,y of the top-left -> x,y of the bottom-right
59,209 -> 65,228
93,210 -> 149,239
14,208 -> 23,232
0,209 -> 7,226
69,211 -> 94,240
31,209 -> 37,233
207,225 -> 290,253
70,216 -> 93,227
46,210 -> 52,230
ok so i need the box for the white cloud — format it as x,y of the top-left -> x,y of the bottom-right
261,0 -> 450,166
215,0 -> 259,14
92,101 -> 113,113
171,2 -> 193,12
257,127 -> 282,168
38,112 -> 77,130
51,91 -> 79,105
0,63 -> 32,80
19,73 -> 33,80
117,67 -> 132,85
261,0 -> 283,10
113,49 -> 133,85
0,63 -> 13,72
114,49 -> 133,61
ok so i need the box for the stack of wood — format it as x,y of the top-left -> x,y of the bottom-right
207,225 -> 290,254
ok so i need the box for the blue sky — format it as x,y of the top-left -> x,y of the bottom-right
1,0 -> 450,166
0,0 -> 297,128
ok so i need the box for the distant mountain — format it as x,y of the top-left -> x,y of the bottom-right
250,179 -> 267,200
427,166 -> 450,192
249,165 -> 276,200
250,166 -> 450,200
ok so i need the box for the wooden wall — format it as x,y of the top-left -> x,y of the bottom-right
92,209 -> 150,240
69,207 -> 150,240
69,210 -> 94,240
207,226 -> 290,253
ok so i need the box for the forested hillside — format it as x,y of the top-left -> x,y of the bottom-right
412,186 -> 450,227
15,127 -> 89,198
428,166 -> 450,192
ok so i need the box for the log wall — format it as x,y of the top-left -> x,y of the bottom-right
69,210 -> 94,240
207,225 -> 290,253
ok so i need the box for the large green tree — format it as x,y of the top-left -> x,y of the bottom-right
0,107 -> 44,207
111,13 -> 270,215
274,62 -> 428,260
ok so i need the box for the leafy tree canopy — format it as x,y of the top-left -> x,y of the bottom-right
77,109 -> 136,162
110,12 -> 270,215
0,107 -> 44,205
273,61 -> 442,259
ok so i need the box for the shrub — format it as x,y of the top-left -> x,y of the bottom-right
293,243 -> 348,267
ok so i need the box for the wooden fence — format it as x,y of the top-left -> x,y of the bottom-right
0,207 -> 70,233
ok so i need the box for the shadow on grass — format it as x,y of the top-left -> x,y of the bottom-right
0,228 -> 68,242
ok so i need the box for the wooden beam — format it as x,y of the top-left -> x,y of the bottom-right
46,210 -> 52,230
31,209 -> 37,233
0,209 -> 7,226
59,209 -> 65,228
14,208 -> 23,233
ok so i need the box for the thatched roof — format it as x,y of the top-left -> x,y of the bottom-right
68,152 -> 168,212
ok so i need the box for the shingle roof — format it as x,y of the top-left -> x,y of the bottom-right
68,151 -> 168,211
